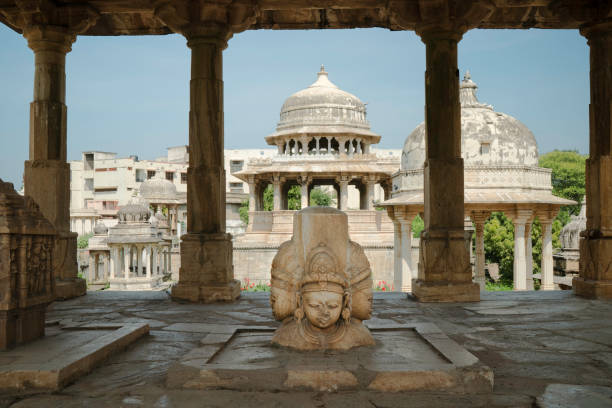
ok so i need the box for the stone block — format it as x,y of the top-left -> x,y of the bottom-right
172,232 -> 241,303
412,280 -> 480,303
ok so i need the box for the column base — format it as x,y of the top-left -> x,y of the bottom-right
0,304 -> 47,350
573,278 -> 612,299
55,278 -> 87,300
172,233 -> 241,303
412,280 -> 480,302
172,279 -> 241,303
574,236 -> 612,299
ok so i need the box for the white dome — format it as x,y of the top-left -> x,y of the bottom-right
139,172 -> 177,200
402,72 -> 539,170
269,66 -> 377,138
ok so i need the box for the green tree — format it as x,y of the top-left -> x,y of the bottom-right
539,150 -> 587,215
77,233 -> 93,249
310,187 -> 332,207
483,212 -> 515,284
412,215 -> 424,238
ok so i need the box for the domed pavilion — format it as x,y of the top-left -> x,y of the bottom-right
138,169 -> 184,237
382,72 -> 574,292
106,196 -> 172,290
233,67 -> 399,283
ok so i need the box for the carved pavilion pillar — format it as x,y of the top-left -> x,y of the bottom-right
538,210 -> 557,291
399,210 -> 418,293
155,0 -> 255,302
365,177 -> 376,211
525,218 -> 534,290
247,176 -> 257,211
575,21 -> 612,299
22,23 -> 91,300
338,176 -> 350,210
471,211 -> 490,290
299,174 -> 310,209
508,209 -> 532,291
413,27 -> 479,302
272,174 -> 282,211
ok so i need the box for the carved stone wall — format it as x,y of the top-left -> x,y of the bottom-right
0,179 -> 56,350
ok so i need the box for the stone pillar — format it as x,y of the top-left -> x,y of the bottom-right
109,248 -> 115,279
471,211 -> 489,290
413,28 -> 479,302
247,177 -> 257,211
88,253 -> 95,283
145,246 -> 151,279
273,174 -> 282,211
575,21 -> 612,299
338,176 -> 350,210
315,137 -> 320,154
541,217 -> 554,291
299,175 -> 310,209
276,142 -> 284,155
23,26 -> 86,300
510,210 -> 532,291
123,245 -> 130,279
392,219 -> 402,291
399,212 -> 417,293
136,246 -> 143,276
168,27 -> 240,303
525,220 -> 534,290
365,178 -> 376,210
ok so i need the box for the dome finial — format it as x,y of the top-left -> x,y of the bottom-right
464,70 -> 471,81
318,64 -> 328,78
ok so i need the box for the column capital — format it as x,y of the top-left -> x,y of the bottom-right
536,208 -> 559,224
507,209 -> 533,224
297,173 -> 311,186
470,210 -> 490,225
580,19 -> 612,41
336,175 -> 351,185
154,0 -> 257,44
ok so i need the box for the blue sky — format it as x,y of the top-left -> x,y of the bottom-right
0,25 -> 589,187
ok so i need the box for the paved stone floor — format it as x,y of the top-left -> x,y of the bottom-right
1,290 -> 611,407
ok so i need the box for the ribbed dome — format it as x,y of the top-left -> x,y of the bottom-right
117,198 -> 150,224
139,172 -> 177,199
275,66 -> 372,134
401,71 -> 539,170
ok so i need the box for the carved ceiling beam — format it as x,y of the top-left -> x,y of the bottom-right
0,0 -> 99,34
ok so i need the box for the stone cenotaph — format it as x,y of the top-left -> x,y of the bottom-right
270,206 -> 375,350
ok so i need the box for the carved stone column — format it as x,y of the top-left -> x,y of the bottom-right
575,21 -> 612,299
298,174 -> 310,209
471,211 -> 490,290
247,176 -> 257,211
338,176 -> 350,210
413,28 -> 479,302
392,219 -> 402,291
540,215 -> 555,291
365,176 -> 376,210
525,219 -> 534,290
398,210 -> 418,293
272,174 -> 282,211
155,0 -> 255,302
23,26 -> 87,300
508,210 -> 532,291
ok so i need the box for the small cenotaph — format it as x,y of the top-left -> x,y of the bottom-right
270,207 -> 375,350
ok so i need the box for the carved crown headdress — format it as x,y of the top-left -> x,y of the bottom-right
301,242 -> 347,294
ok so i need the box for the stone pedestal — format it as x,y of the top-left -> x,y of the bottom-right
574,237 -> 612,299
172,233 -> 240,303
414,229 -> 479,302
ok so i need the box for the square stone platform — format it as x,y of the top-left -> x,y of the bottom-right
0,322 -> 149,393
166,322 -> 493,392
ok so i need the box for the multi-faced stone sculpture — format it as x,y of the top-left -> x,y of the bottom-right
270,207 -> 374,350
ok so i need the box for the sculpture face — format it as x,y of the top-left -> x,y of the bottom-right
303,290 -> 343,329
351,288 -> 373,320
270,286 -> 295,321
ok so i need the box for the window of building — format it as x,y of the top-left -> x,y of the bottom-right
230,160 -> 244,173
103,201 -> 118,210
135,169 -> 146,182
84,178 -> 94,191
166,171 -> 174,181
181,172 -> 187,184
84,153 -> 94,170
147,170 -> 156,179
230,182 -> 244,193
480,142 -> 491,155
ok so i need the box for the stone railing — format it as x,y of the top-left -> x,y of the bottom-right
391,165 -> 553,195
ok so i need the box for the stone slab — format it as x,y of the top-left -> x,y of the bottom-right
166,323 -> 493,393
537,384 -> 612,408
0,322 -> 149,392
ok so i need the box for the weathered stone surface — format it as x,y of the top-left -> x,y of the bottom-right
270,207 -> 374,350
166,323 -> 492,393
0,323 -> 149,392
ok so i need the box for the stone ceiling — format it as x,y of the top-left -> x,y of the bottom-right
0,0 -> 610,37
